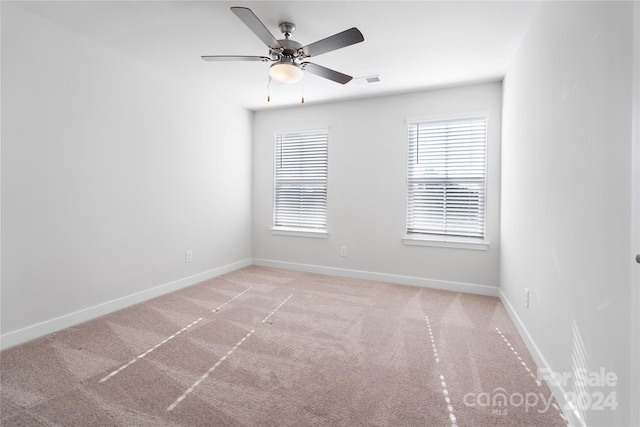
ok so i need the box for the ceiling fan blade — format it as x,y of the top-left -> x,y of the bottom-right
300,28 -> 364,58
302,62 -> 353,85
231,7 -> 282,50
202,55 -> 271,62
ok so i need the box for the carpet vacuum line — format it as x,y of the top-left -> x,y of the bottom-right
99,287 -> 252,383
426,315 -> 458,427
495,327 -> 568,425
167,293 -> 294,411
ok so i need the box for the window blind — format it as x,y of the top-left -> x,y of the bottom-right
406,117 -> 487,239
274,129 -> 328,230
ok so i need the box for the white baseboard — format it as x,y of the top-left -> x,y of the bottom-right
0,258 -> 252,350
252,258 -> 499,297
499,289 -> 579,427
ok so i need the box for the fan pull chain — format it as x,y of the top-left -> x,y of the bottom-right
267,77 -> 272,102
301,79 -> 305,104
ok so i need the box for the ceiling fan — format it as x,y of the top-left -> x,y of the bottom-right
202,7 -> 364,85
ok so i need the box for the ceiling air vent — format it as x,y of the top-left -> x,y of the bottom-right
352,75 -> 381,85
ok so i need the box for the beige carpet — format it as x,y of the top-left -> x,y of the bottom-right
1,266 -> 567,426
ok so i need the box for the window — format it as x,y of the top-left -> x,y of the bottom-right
406,116 -> 488,245
273,129 -> 328,235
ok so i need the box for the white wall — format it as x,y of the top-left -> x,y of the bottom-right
501,1 -> 635,425
0,3 -> 253,348
253,83 -> 502,293
630,2 -> 640,425
631,3 -> 640,424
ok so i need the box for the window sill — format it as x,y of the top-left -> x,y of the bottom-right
271,227 -> 328,239
403,235 -> 490,251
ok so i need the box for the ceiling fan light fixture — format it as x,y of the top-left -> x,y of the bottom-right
269,61 -> 304,84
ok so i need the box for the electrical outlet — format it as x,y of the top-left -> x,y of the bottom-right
525,288 -> 530,309
185,250 -> 193,263
340,246 -> 348,257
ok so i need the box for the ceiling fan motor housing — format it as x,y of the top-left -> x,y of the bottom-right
274,22 -> 303,60
277,39 -> 303,58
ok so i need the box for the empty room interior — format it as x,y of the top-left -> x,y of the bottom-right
1,1 -> 639,426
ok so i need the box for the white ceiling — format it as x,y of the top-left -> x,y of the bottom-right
15,1 -> 540,111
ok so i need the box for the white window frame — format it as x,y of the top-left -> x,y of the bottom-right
271,128 -> 329,238
403,115 -> 490,250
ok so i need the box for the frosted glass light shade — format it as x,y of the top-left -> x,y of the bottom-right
269,62 -> 303,84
